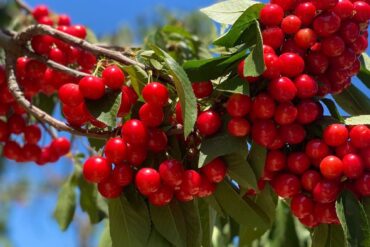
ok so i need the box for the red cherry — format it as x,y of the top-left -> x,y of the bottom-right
126,143 -> 147,167
175,189 -> 194,202
252,119 -> 277,147
265,150 -> 286,172
148,185 -> 174,206
353,1 -> 370,22
296,100 -> 322,125
349,125 -> 370,149
25,60 -> 46,80
30,35 -> 53,55
313,180 -> 341,203
148,128 -> 168,153
306,139 -> 330,161
291,194 -> 314,219
301,170 -> 322,191
139,103 -> 164,127
288,152 -> 311,174
238,60 -> 259,82
360,147 -> 370,170
251,93 -> 276,119
335,142 -> 357,158
24,124 -> 41,144
294,2 -> 317,25
37,16 -> 53,26
272,173 -> 301,198
49,47 -> 67,65
349,35 -> 368,55
299,214 -> 319,228
51,137 -> 71,156
330,48 -> 356,69
333,0 -> 354,19
271,0 -> 295,10
142,82 -> 169,106
201,158 -> 227,183
262,27 -> 284,49
58,83 -> 84,107
306,52 -> 329,75
321,35 -> 345,57
32,5 -> 49,20
227,118 -> 251,137
278,53 -> 305,78
135,168 -> 161,196
78,51 -> 96,71
340,21 -> 360,44
294,74 -> 318,99
274,102 -> 298,125
112,163 -> 133,187
79,76 -> 105,100
62,103 -> 89,127
323,124 -> 349,147
259,4 -> 284,26
342,154 -> 364,179
8,114 -> 25,134
294,28 -> 317,49
68,25 -> 87,39
23,143 -> 41,162
313,12 -> 341,37
159,159 -> 184,188
226,94 -> 251,117
0,120 -> 9,142
320,155 -> 344,180
175,101 -> 183,124
281,15 -> 302,34
83,156 -> 111,183
314,202 -> 339,224
98,180 -> 123,199
121,119 -> 148,146
58,14 -> 71,26
198,177 -> 216,198
196,110 -> 222,136
104,137 -> 127,164
355,173 -> 370,196
280,123 -> 306,145
268,77 -> 297,102
180,170 -> 201,195
312,0 -> 339,10
192,81 -> 213,99
102,65 -> 125,90
262,53 -> 281,79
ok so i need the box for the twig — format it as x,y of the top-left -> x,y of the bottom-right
38,120 -> 57,139
14,0 -> 32,14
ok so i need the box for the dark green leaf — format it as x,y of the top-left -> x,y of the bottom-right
85,90 -> 122,127
247,142 -> 267,179
213,4 -> 264,48
88,138 -> 106,152
151,46 -> 197,138
146,228 -> 173,247
216,75 -> 250,95
224,153 -> 257,190
198,131 -> 248,167
108,189 -> 151,247
312,225 -> 346,247
336,190 -> 370,247
333,85 -> 370,115
358,53 -> 370,89
321,98 -> 345,123
199,199 -> 216,247
123,65 -> 148,97
181,201 -> 202,247
202,196 -> 226,217
345,115 -> 370,125
243,21 -> 265,77
34,94 -> 56,115
253,184 -> 278,223
99,223 -> 112,247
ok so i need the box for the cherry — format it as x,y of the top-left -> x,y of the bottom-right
31,35 -> 53,55
148,185 -> 174,206
98,179 -> 123,199
299,214 -> 319,228
37,16 -> 53,25
314,202 -> 339,224
294,2 -> 317,25
112,163 -> 133,187
353,1 -> 370,22
272,173 -> 301,198
142,82 -> 169,106
288,152 -> 311,174
251,93 -> 276,119
320,155 -> 344,180
62,103 -> 89,126
360,147 -> 370,170
49,47 -> 67,65
32,5 -> 49,20
192,81 -> 213,99
296,100 -> 322,124
104,137 -> 127,164
281,15 -> 302,34
306,52 -> 329,75
198,177 -> 216,198
313,180 -> 341,203
126,143 -> 147,167
271,0 -> 295,10
180,170 -> 201,195
335,142 -> 357,158
355,173 -> 370,196
349,125 -> 370,149
265,150 -> 286,172
148,128 -> 168,153
259,4 -> 284,26
121,119 -> 148,146
262,27 -> 284,49
312,0 -> 339,10
51,137 -> 71,156
274,102 -> 298,125
175,189 -> 194,202
25,60 -> 46,80
313,12 -> 341,37
263,53 -> 281,79
227,118 -> 251,137
58,83 -> 84,107
268,77 -> 297,102
301,170 -> 321,191
139,103 -> 164,127
291,194 -> 314,219
58,14 -> 71,26
323,124 -> 349,147
101,65 -> 125,90
0,120 -> 9,142
78,51 -> 96,71
294,74 -> 318,99
278,53 -> 305,78
333,0 -> 354,19
24,124 -> 41,144
349,35 -> 368,55
321,35 -> 345,57
8,114 -> 25,134
201,158 -> 227,183
196,110 -> 222,136
79,76 -> 105,100
267,133 -> 285,150
68,25 -> 87,39
340,21 -> 360,44
280,123 -> 306,145
83,156 -> 111,183
342,154 -> 364,179
135,168 -> 161,196
238,60 -> 259,82
294,28 -> 317,49
23,144 -> 41,162
306,139 -> 330,160
226,94 -> 251,117
159,159 -> 184,188
252,119 -> 277,147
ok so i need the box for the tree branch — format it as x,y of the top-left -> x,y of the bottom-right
14,0 -> 32,14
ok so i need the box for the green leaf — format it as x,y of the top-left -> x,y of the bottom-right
312,225 -> 346,247
358,53 -> 370,89
213,4 -> 264,48
224,153 -> 257,190
198,131 -> 248,167
53,171 -> 77,231
149,202 -> 187,247
183,50 -> 246,82
99,223 -> 112,247
88,138 -> 106,152
85,90 -> 122,127
345,115 -> 370,125
146,228 -> 172,247
243,21 -> 265,77
320,98 -> 345,123
336,190 -> 370,247
333,85 -> 370,115
181,201 -> 202,247
202,196 -> 226,217
151,45 -> 197,138
253,184 -> 278,223
108,189 -> 151,247
247,142 -> 267,179
216,75 -> 250,95
34,94 -> 56,115
200,0 -> 259,25
214,180 -> 270,229
199,199 -> 216,247
123,65 -> 148,97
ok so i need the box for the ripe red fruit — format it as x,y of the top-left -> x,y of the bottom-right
321,35 -> 345,57
291,194 -> 314,219
227,118 -> 251,137
32,5 -> 49,20
50,137 -> 71,156
49,47 -> 67,65
320,155 -> 344,180
299,214 -> 319,228
296,100 -> 322,125
121,119 -> 148,146
196,110 -> 222,136
355,174 -> 370,196
104,137 -> 127,164
8,115 -> 25,134
281,15 -> 302,34
306,139 -> 330,161
102,65 -> 125,90
306,52 -> 329,75
112,163 -> 133,186
98,180 -> 123,199
340,21 -> 360,44
353,1 -> 370,22
159,159 -> 184,188
271,0 -> 295,10
252,119 -> 277,147
0,120 -> 9,142
62,103 -> 89,126
201,158 -> 227,183
314,202 -> 339,224
274,102 -> 298,125
294,74 -> 318,99
135,168 -> 161,196
226,94 -> 251,117
333,0 -> 354,19
259,4 -> 284,26
265,150 -> 286,172
148,185 -> 174,206
175,101 -> 183,124
180,170 -> 202,195
280,123 -> 306,145
312,0 -> 339,10
294,2 -> 317,25
83,156 -> 111,183
323,124 -> 349,147
148,128 -> 168,153
198,177 -> 216,198
58,83 -> 84,107
335,142 -> 357,158
126,143 -> 147,166
287,152 -> 311,175
192,81 -> 213,99
349,125 -> 370,149
301,170 -> 321,191
79,76 -> 105,100
263,53 -> 281,79
262,27 -> 284,49
175,189 -> 194,202
69,25 -> 87,39
3,141 -> 21,160
78,51 -> 96,70
23,143 -> 41,162
342,154 -> 364,179
58,14 -> 71,26
272,173 -> 301,198
24,124 -> 41,144
360,147 -> 370,170
139,103 -> 164,127
268,77 -> 297,102
278,53 -> 305,78
142,82 -> 169,106
251,93 -> 276,119
313,12 -> 341,37
238,60 -> 259,82
294,28 -> 317,49
313,180 -> 341,203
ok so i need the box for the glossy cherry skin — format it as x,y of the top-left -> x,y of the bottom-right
353,1 -> 370,22
102,65 -> 125,90
32,5 -> 49,20
271,0 -> 295,10
196,111 -> 222,136
294,74 -> 318,99
104,137 -> 127,164
335,142 -> 357,159
287,152 -> 311,175
294,28 -> 317,49
262,27 -> 284,49
312,0 -> 339,10
201,158 -> 227,183
227,118 -> 251,137
355,174 -> 370,196
148,185 -> 174,206
121,119 -> 148,146
291,194 -> 314,219
294,2 -> 317,25
58,83 -> 84,107
139,103 -> 164,127
320,155 -> 344,180
281,15 -> 302,34
0,120 -> 9,142
83,156 -> 112,183
126,143 -> 147,167
306,52 -> 329,75
301,170 -> 322,191
314,202 -> 339,224
112,163 -> 133,186
98,179 -> 123,199
135,168 -> 161,196
79,76 -> 105,100
180,170 -> 202,196
8,114 -> 25,134
159,159 -> 184,188
296,100 -> 322,125
226,94 -> 251,117
198,177 -> 216,198
278,53 -> 305,78
24,124 -> 41,144
299,214 -> 319,228
50,137 -> 71,156
263,53 -> 281,79
23,144 -> 41,162
349,125 -> 370,149
321,35 -> 345,57
259,4 -> 284,26
272,173 -> 301,198
175,189 -> 194,202
251,93 -> 276,119
265,150 -> 286,172
360,147 -> 370,170
252,119 -> 277,147
268,77 -> 297,102
192,81 -> 213,99
148,128 -> 168,153
340,21 -> 360,44
280,123 -> 306,145
313,12 -> 341,37
323,124 -> 348,147
305,139 -> 330,161
274,102 -> 298,125
313,180 -> 341,203
342,154 -> 364,179
58,14 -> 71,26
142,82 -> 169,106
